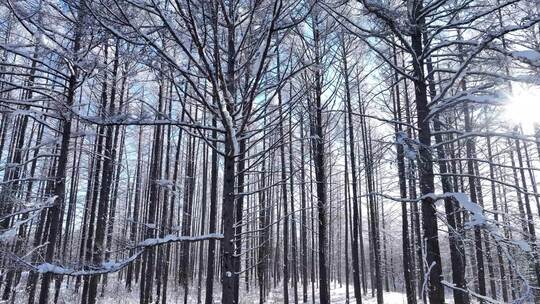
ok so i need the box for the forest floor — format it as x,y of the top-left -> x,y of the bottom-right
41,279 -> 431,303
94,282 -> 412,303
265,285 -> 409,304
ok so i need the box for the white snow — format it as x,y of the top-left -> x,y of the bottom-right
0,197 -> 57,243
423,192 -> 486,228
264,284 -> 415,304
396,131 -> 417,160
511,240 -> 532,253
427,192 -> 533,254
102,260 -> 121,270
136,232 -> 224,247
156,179 -> 174,188
0,226 -> 18,242
30,233 -> 223,277
36,263 -> 70,274
448,192 -> 485,228
512,49 -> 540,63
215,90 -> 239,156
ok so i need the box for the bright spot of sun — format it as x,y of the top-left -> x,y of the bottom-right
504,85 -> 540,133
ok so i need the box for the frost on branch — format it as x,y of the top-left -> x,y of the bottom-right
425,192 -> 532,253
26,233 -> 223,276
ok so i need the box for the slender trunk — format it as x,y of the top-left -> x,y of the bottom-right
311,13 -> 330,303
126,126 -> 143,291
360,109 -> 383,304
258,125 -> 268,304
342,37 -> 363,304
299,116 -> 309,303
343,115 -> 351,303
196,139 -> 209,304
278,52 -> 290,303
463,103 -> 487,298
425,42 -> 469,304
180,134 -> 197,304
37,11 -> 84,301
141,81 -> 164,304
514,131 -> 540,285
486,137 -> 509,302
204,119 -> 219,304
88,39 -> 119,304
288,104 -> 299,304
391,46 -> 416,303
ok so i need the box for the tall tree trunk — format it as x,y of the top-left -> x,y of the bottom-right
278,51 -> 290,303
424,41 -> 469,304
463,103 -> 487,298
355,70 -> 368,296
486,136 -> 509,302
37,9 -> 84,301
180,133 -> 197,304
409,2 -> 445,301
360,109 -> 382,304
88,39 -> 119,304
233,137 -> 246,303
311,12 -> 330,303
126,126 -> 144,291
197,136 -> 209,304
299,116 -> 309,304
141,81 -> 164,304
258,122 -> 269,304
288,103 -> 299,304
341,36 -> 363,304
391,46 -> 415,304
513,131 -> 540,285
343,113 -> 351,303
221,146 -> 237,304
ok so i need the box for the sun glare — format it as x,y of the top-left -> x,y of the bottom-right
504,85 -> 540,133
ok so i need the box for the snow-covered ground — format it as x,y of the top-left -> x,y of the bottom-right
265,285 -> 408,304
42,280 -> 419,303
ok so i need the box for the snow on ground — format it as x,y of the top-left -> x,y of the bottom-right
265,285 -> 408,304
34,279 -> 418,303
